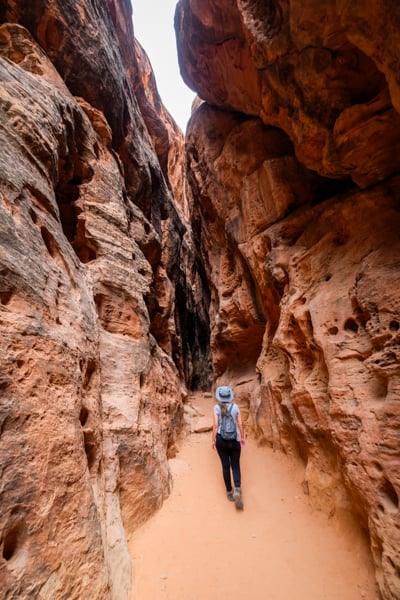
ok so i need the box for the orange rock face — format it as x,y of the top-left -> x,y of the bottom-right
0,2 -> 211,599
177,1 -> 400,598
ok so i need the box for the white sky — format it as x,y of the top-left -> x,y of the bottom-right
132,0 -> 196,132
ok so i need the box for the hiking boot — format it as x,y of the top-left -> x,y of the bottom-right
227,490 -> 234,502
233,487 -> 243,510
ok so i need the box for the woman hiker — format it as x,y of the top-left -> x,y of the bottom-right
212,385 -> 245,510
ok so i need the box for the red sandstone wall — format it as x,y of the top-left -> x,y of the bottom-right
177,1 -> 400,598
0,2 -> 210,598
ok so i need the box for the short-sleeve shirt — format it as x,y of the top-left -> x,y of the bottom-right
214,403 -> 240,441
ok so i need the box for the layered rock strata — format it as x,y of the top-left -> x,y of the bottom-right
176,1 -> 400,598
0,2 -> 210,599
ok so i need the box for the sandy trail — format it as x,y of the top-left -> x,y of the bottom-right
129,394 -> 377,600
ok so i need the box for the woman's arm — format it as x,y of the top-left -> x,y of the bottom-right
212,410 -> 219,449
237,412 -> 246,446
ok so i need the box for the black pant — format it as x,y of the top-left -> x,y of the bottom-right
216,434 -> 241,492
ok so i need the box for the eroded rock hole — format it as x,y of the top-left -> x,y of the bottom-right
310,177 -> 356,206
389,320 -> 399,332
40,226 -> 56,257
140,372 -> 145,388
0,290 -> 13,305
83,359 -> 96,388
56,178 -> 80,243
344,318 -> 359,333
75,241 -> 97,264
328,326 -> 339,335
29,208 -> 38,224
79,406 -> 89,427
3,524 -> 22,561
94,293 -> 104,314
241,0 -> 283,39
350,297 -> 370,328
0,376 -> 9,392
372,375 -> 388,399
55,154 -> 96,263
380,478 -> 399,512
83,429 -> 96,470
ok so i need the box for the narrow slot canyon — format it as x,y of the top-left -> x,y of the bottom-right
130,392 -> 376,600
0,1 -> 399,599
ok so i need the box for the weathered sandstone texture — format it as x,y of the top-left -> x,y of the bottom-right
0,2 -> 210,599
176,1 -> 400,598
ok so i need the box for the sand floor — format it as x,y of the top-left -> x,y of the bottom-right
129,395 -> 378,600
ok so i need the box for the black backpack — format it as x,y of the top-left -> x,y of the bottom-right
220,404 -> 237,440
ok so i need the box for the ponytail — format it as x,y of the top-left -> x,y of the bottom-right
218,401 -> 228,416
